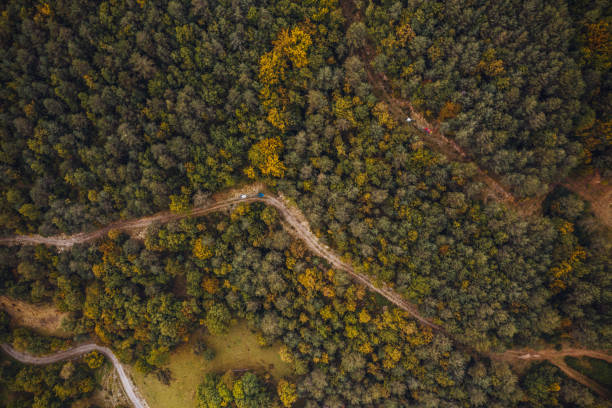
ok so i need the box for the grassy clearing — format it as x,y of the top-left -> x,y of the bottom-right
0,295 -> 70,338
131,322 -> 292,408
565,356 -> 612,389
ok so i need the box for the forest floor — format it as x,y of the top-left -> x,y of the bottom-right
0,295 -> 70,338
131,324 -> 290,408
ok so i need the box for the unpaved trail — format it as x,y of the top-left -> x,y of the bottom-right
2,187 -> 611,397
395,98 -> 517,204
563,171 -> 612,229
0,190 -> 441,331
337,1 -> 611,396
492,348 -> 612,364
342,2 -> 612,223
550,357 -> 610,399
339,1 -> 517,206
1,343 -> 149,408
0,196 -> 250,248
489,348 -> 612,398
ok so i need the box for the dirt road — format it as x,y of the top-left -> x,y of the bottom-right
490,348 -> 612,398
2,189 -> 610,397
492,348 -> 612,363
0,191 -> 441,331
1,343 -> 149,408
338,1 -> 517,207
562,171 -> 612,229
0,196 -> 249,248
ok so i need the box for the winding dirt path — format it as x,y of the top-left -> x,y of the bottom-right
1,343 -> 149,408
562,171 -> 612,229
342,3 -> 612,224
550,358 -> 610,398
0,190 -> 441,331
339,2 -> 517,206
393,97 -> 517,205
1,187 -> 610,398
338,1 -> 611,396
490,348 -> 612,398
492,348 -> 612,363
0,196 -> 250,248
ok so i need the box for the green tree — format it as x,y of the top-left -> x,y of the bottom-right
205,303 -> 231,335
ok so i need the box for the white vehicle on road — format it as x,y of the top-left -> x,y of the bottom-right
240,194 -> 247,199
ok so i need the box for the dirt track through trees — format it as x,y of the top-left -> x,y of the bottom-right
490,348 -> 612,398
336,4 -> 612,394
339,1 -> 517,207
0,191 -> 441,331
340,0 -> 612,225
1,187 -> 610,398
1,343 -> 149,408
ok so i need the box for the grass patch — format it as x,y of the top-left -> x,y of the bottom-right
131,322 -> 292,408
565,356 -> 612,389
0,295 -> 70,338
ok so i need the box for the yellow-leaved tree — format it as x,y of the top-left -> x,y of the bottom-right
248,137 -> 286,178
277,379 -> 298,407
258,26 -> 312,130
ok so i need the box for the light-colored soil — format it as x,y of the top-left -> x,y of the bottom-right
211,181 -> 267,202
131,324 -> 290,408
492,348 -> 612,364
0,295 -> 70,338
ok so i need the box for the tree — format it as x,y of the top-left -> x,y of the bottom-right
197,374 -> 224,408
346,22 -> 367,50
248,138 -> 286,178
277,379 -> 298,407
233,372 -> 271,408
205,303 -> 231,335
84,351 -> 104,369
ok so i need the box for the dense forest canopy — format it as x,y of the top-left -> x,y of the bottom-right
1,204 -> 608,407
364,0 -> 611,196
0,0 -> 610,407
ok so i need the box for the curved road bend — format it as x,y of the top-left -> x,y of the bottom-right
0,192 -> 442,331
1,343 -> 149,408
489,348 -> 612,398
2,190 -> 611,397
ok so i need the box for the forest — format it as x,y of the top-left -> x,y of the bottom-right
0,0 -> 610,407
363,0 -> 611,196
1,204 -> 608,407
